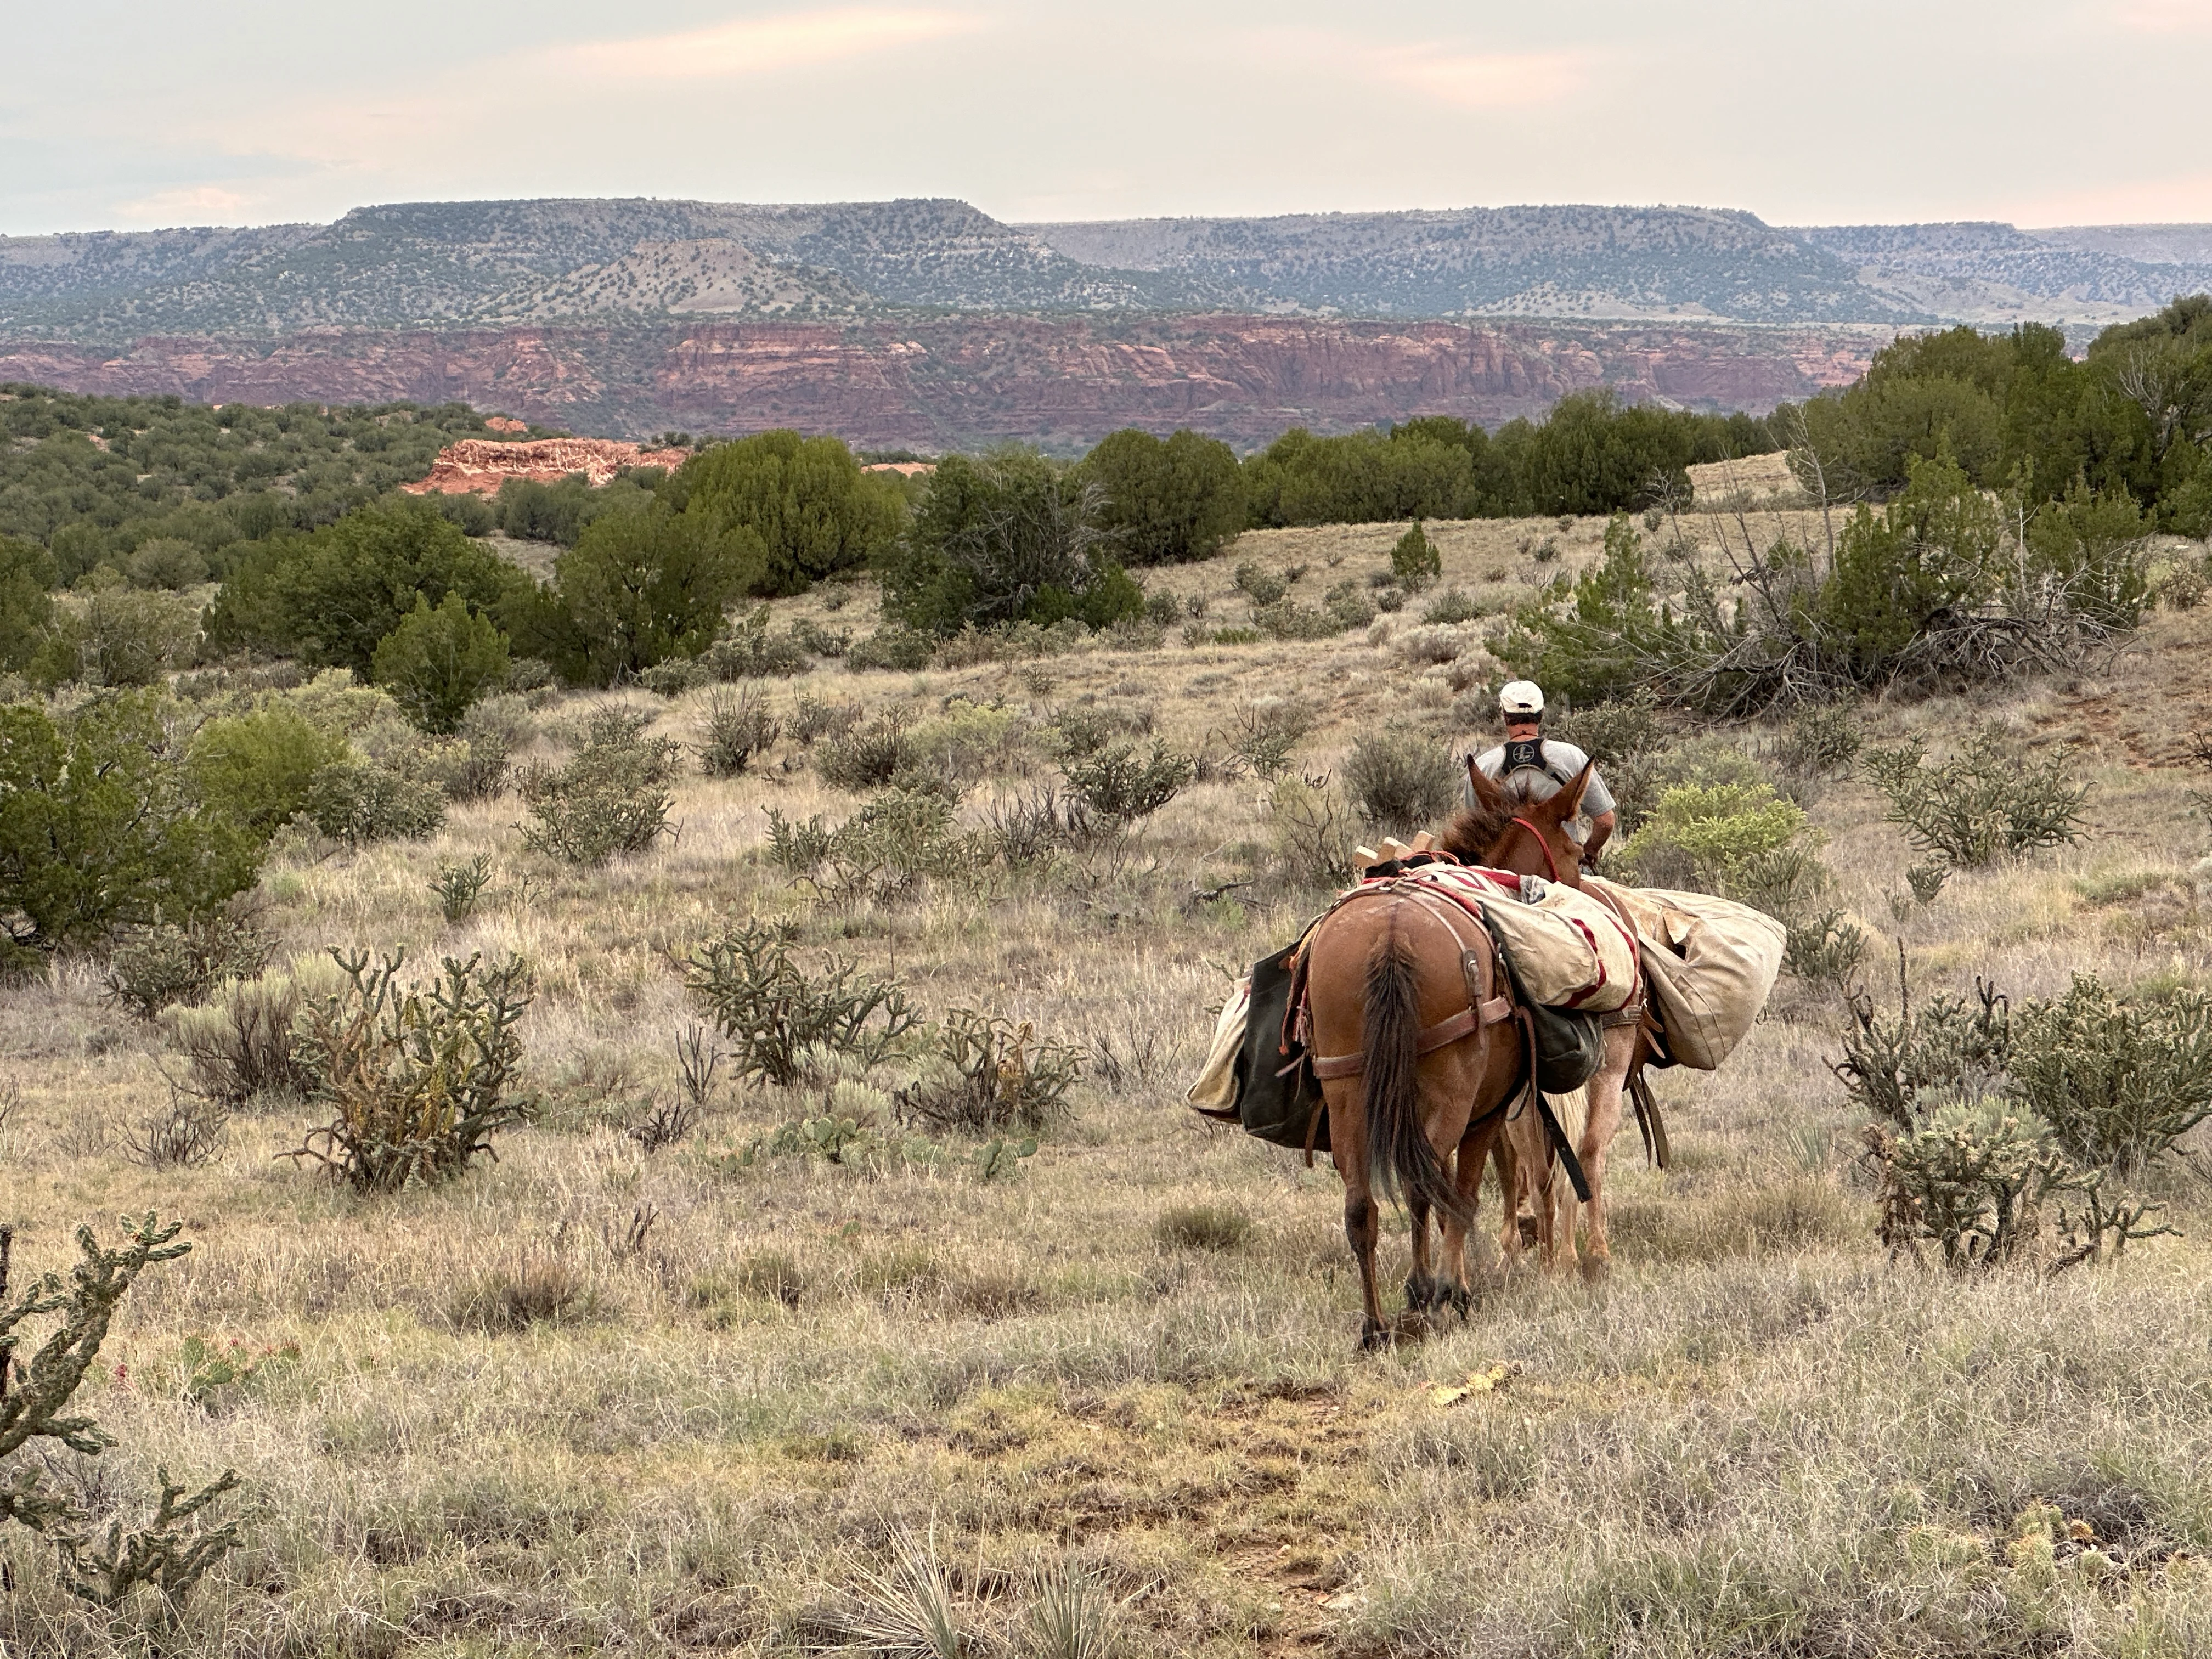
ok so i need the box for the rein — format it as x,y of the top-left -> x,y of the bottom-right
1509,817 -> 1562,882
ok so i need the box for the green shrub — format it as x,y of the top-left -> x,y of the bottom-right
103,913 -> 271,1019
370,591 -> 511,733
0,535 -> 58,674
907,699 -> 1034,783
685,920 -> 918,1087
32,580 -> 200,688
1617,782 -> 1807,890
1081,427 -> 1246,565
637,656 -> 710,697
1233,561 -> 1289,606
189,706 -> 348,833
1063,739 -> 1194,822
846,625 -> 938,672
695,686 -> 781,777
819,709 -> 919,792
548,503 -> 766,684
881,450 -> 1140,636
302,757 -> 448,845
205,499 -> 526,675
518,727 -> 673,865
1421,586 -> 1499,625
702,605 -> 811,679
1861,727 -> 2087,868
1249,597 -> 1342,640
286,949 -> 535,1191
1391,522 -> 1442,590
123,537 -> 209,590
680,429 -> 905,595
1223,698 -> 1314,782
1341,731 -> 1457,833
2008,975 -> 2212,1176
0,693 -> 261,959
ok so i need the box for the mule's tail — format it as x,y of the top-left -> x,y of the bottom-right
1364,934 -> 1469,1223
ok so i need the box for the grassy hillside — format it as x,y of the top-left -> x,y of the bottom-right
5,512 -> 2212,1655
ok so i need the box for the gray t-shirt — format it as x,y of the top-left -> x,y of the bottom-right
1466,738 -> 1616,841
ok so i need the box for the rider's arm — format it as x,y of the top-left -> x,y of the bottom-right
1582,809 -> 1616,866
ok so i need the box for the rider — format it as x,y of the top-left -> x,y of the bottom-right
1466,680 -> 1618,867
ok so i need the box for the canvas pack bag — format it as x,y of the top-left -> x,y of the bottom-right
1585,878 -> 1786,1070
1184,944 -> 1327,1151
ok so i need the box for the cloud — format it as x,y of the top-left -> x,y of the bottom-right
540,7 -> 980,83
1369,48 -> 1588,110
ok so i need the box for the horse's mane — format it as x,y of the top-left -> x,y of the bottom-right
1437,771 -> 1543,864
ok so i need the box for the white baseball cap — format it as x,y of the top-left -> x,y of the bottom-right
1499,680 -> 1545,717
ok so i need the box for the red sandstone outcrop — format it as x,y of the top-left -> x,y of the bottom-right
0,317 -> 1883,450
402,436 -> 691,494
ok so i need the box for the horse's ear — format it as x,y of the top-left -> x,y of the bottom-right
1465,753 -> 1507,812
1547,758 -> 1594,823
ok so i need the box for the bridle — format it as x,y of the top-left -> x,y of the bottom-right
1506,816 -> 1563,883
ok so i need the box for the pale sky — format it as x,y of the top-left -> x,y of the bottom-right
3,0 -> 2208,237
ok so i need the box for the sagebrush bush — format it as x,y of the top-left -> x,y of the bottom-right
685,921 -> 919,1087
1062,739 -> 1194,822
1342,731 -> 1458,833
1861,727 -> 2087,868
695,686 -> 781,777
1617,782 -> 1808,890
1233,561 -> 1288,606
163,957 -> 334,1109
104,913 -> 271,1019
907,699 -> 1035,783
287,949 -> 535,1192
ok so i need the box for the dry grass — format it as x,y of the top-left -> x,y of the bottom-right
5,514 -> 2212,1655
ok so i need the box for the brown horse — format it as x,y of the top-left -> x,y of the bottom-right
1301,759 -> 1639,1347
1442,759 -> 1655,1283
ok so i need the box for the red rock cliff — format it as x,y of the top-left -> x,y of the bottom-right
0,316 -> 1881,447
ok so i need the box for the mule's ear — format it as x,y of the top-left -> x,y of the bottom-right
1465,753 -> 1507,811
1547,758 -> 1594,823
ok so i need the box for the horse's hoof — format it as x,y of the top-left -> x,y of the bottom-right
1403,1272 -> 1437,1312
1581,1254 -> 1612,1286
1359,1318 -> 1392,1352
